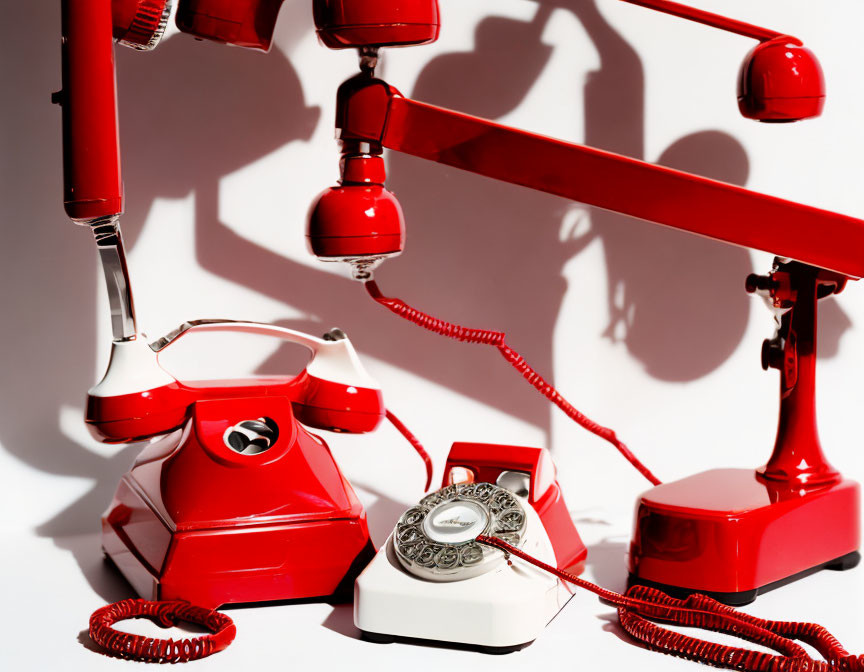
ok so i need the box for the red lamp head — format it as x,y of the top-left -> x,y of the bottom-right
175,0 -> 287,51
738,38 -> 826,122
112,0 -> 173,50
307,155 -> 405,280
313,0 -> 440,50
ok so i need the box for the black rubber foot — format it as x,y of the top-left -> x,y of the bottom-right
361,630 -> 395,644
360,630 -> 532,654
825,551 -> 861,571
628,575 -> 758,606
628,550 -> 861,607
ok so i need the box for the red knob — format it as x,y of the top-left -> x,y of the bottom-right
112,0 -> 172,50
738,38 -> 826,122
313,0 -> 440,50
307,156 -> 405,278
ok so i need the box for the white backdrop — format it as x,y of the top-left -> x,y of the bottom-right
2,1 -> 864,669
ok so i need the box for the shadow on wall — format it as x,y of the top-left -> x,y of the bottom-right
0,3 -> 323,601
570,0 -> 750,381
113,35 -> 322,249
190,1 -> 853,436
567,0 -> 852,374
192,7 -> 569,429
194,3 -> 751,432
0,1 -> 852,600
0,1 -> 107,575
242,1 -> 852,430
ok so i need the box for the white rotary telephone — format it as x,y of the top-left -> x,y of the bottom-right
354,442 -> 586,653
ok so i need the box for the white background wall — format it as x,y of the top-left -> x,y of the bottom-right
2,1 -> 864,669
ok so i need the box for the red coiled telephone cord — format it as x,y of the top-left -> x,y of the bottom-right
88,599 -> 235,662
365,280 -> 661,486
478,535 -> 863,672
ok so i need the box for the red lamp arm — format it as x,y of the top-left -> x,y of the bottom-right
619,0 -> 791,43
335,77 -> 864,280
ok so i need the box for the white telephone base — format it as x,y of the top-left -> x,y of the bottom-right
354,483 -> 575,653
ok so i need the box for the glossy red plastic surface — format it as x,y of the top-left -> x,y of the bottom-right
175,0 -> 286,51
59,0 -> 123,221
629,469 -> 861,595
630,263 -> 858,597
332,76 -> 864,279
755,264 -> 844,486
739,39 -> 826,122
86,373 -> 384,442
443,442 -> 587,573
291,370 -> 384,433
621,0 -> 784,42
313,0 -> 440,49
111,0 -> 170,48
307,155 -> 405,260
102,396 -> 373,608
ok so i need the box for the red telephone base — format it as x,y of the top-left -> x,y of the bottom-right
102,488 -> 374,610
100,396 -> 376,609
628,550 -> 860,606
628,468 -> 861,605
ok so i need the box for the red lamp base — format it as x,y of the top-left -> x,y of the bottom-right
628,468 -> 861,605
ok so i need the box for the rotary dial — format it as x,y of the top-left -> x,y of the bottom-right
393,482 -> 527,582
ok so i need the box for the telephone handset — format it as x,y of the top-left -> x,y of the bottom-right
355,443 -> 586,653
86,320 -> 384,443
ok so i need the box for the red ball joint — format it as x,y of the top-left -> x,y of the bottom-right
307,155 -> 405,280
175,0 -> 286,51
112,0 -> 173,50
738,38 -> 826,122
313,0 -> 440,50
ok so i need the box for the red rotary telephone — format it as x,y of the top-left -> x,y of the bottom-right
95,320 -> 384,608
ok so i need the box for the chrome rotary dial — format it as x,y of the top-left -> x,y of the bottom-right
393,482 -> 527,582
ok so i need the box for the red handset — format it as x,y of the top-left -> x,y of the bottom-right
312,0 -> 440,49
172,0 -> 441,52
175,0 -> 287,51
86,320 -> 385,442
60,0 -> 124,222
59,0 -> 171,223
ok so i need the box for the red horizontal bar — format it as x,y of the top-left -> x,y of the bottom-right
620,0 -> 786,43
381,97 -> 864,279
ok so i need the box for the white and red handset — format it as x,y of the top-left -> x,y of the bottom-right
86,321 -> 384,442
